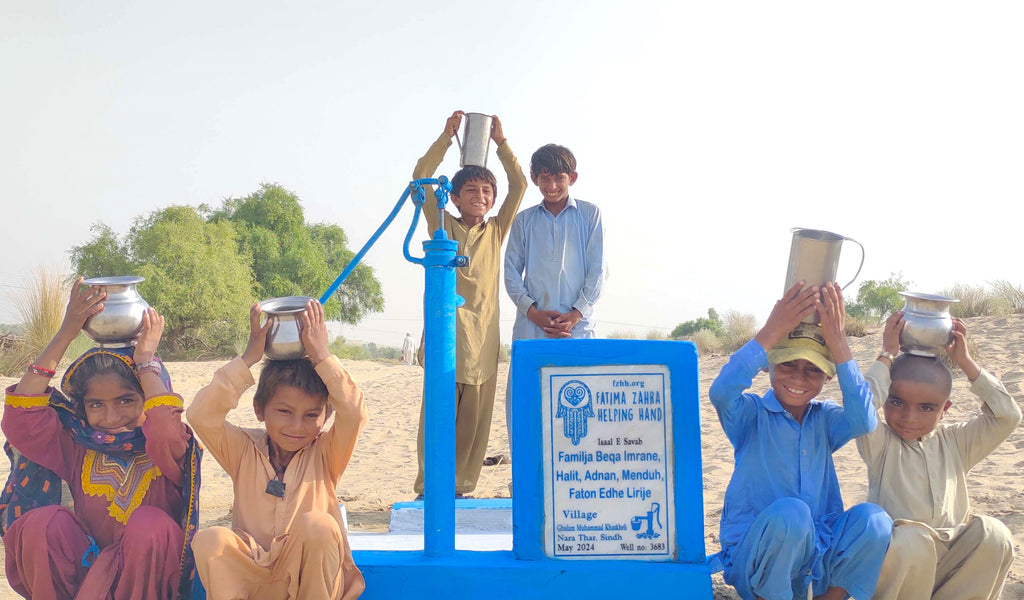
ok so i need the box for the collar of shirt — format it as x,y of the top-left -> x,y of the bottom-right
760,389 -> 823,419
455,216 -> 490,231
541,195 -> 578,218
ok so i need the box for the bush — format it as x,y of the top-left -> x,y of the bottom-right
722,310 -> 758,353
990,280 -> 1024,314
327,337 -> 401,363
607,330 -> 639,339
846,274 -> 910,320
0,266 -> 93,376
940,284 -> 1011,318
329,337 -> 371,360
671,308 -> 723,339
690,329 -> 723,355
845,314 -> 870,338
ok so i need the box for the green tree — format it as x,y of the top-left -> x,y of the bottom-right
130,206 -> 255,358
70,183 -> 385,357
71,206 -> 256,359
846,274 -> 911,320
671,308 -> 724,339
69,224 -> 133,277
218,183 -> 383,322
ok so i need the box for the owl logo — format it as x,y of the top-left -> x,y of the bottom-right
556,380 -> 594,445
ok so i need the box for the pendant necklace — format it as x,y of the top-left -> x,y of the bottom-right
265,443 -> 287,498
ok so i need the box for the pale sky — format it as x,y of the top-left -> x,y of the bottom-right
2,1 -> 1022,349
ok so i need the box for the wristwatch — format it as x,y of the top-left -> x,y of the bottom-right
877,351 -> 896,362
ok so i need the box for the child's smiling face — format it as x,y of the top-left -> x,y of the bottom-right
82,373 -> 145,434
256,384 -> 328,456
768,358 -> 829,419
884,378 -> 951,441
531,169 -> 577,205
451,178 -> 495,223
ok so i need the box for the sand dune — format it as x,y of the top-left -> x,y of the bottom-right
1,313 -> 1021,598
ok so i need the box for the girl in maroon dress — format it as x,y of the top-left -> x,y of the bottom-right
1,277 -> 202,599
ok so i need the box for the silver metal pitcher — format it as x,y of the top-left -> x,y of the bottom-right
82,276 -> 150,347
260,296 -> 313,360
784,228 -> 865,323
454,112 -> 493,168
899,292 -> 958,356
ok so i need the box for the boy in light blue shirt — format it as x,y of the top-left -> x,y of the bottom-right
503,143 -> 605,340
709,282 -> 891,600
503,144 -> 606,449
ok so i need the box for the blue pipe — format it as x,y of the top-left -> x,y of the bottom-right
319,187 -> 411,305
420,229 -> 458,557
320,177 -> 452,304
319,176 -> 463,558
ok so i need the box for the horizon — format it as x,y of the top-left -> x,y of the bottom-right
2,2 -> 1022,351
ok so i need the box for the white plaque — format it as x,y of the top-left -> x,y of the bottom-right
541,365 -> 675,560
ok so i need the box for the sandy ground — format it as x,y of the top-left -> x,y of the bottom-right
0,313 -> 1022,598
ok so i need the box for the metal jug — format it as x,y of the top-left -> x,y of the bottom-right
260,296 -> 312,360
784,228 -> 865,323
899,292 -> 958,356
454,112 -> 493,168
82,276 -> 150,347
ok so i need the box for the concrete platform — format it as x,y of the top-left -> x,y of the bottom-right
387,498 -> 512,534
349,532 -> 512,551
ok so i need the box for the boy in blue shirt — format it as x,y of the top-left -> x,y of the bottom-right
709,281 -> 892,600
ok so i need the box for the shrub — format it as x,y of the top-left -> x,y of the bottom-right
690,329 -> 723,355
645,330 -> 666,341
991,280 -> 1024,313
0,266 -> 93,376
845,314 -> 870,338
846,274 -> 910,320
940,284 -> 1010,318
607,330 -> 639,339
722,310 -> 758,353
671,308 -> 723,339
329,337 -> 371,360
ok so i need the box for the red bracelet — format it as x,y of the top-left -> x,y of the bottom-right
27,364 -> 56,378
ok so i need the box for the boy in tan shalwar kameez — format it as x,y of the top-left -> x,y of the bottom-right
857,312 -> 1021,600
188,299 -> 367,600
411,110 -> 527,496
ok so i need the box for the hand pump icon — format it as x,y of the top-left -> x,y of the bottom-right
631,503 -> 662,540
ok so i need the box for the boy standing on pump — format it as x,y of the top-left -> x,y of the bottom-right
411,110 -> 527,498
857,313 -> 1020,599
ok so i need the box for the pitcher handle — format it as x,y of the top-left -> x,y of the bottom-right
453,130 -> 463,153
840,236 -> 865,291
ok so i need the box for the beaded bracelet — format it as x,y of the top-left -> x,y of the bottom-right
27,364 -> 56,378
136,367 -> 162,379
134,360 -> 162,378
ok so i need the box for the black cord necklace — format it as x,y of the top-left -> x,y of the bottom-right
265,443 -> 287,498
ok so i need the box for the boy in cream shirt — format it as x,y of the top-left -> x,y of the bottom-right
857,312 -> 1021,599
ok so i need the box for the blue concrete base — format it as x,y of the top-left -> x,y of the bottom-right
353,550 -> 713,599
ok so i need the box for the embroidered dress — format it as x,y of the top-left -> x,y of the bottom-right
1,347 -> 202,600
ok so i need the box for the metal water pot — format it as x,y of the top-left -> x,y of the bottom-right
899,292 -> 958,357
260,296 -> 313,360
82,276 -> 150,347
784,228 -> 865,323
454,112 -> 493,168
